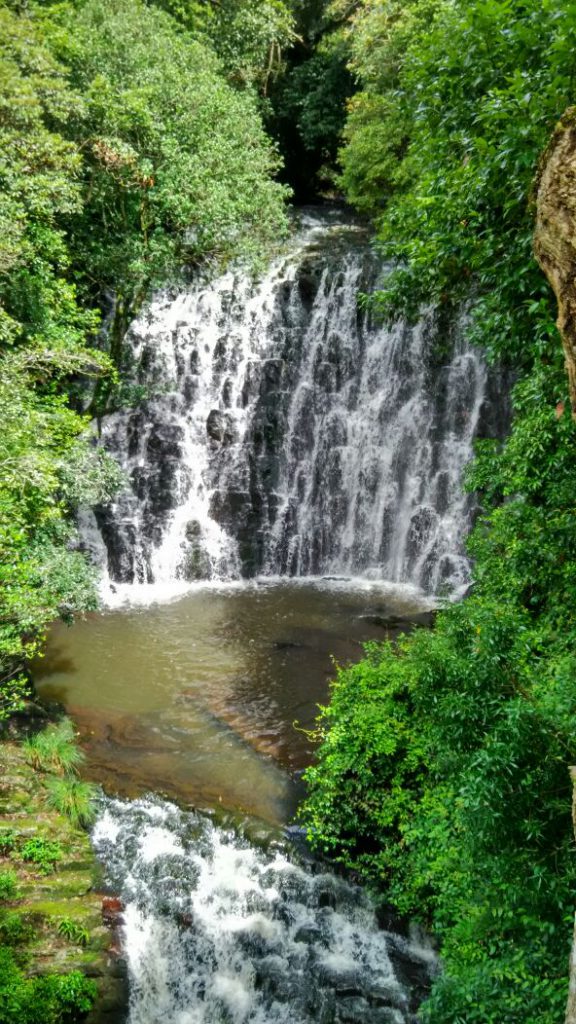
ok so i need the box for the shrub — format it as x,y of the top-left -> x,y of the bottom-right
0,829 -> 18,855
21,838 -> 62,874
0,948 -> 97,1024
0,870 -> 19,901
0,911 -> 33,946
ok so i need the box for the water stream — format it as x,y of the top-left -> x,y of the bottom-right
92,794 -> 437,1024
34,209 -> 508,1022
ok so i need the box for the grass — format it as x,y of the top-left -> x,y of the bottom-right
46,777 -> 98,829
23,719 -> 85,776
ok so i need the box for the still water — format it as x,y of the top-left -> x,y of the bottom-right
34,579 -> 432,826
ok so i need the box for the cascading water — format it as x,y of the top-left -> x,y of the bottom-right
87,209 -> 505,597
93,795 -> 437,1024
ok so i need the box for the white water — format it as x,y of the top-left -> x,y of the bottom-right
93,795 -> 437,1024
85,211 -> 501,601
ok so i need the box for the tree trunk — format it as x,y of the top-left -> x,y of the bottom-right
534,106 -> 576,419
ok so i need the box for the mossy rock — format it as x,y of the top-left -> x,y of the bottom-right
0,740 -> 127,1021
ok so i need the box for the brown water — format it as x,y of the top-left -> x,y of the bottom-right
33,579 -> 432,826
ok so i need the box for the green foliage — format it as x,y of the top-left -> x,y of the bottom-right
0,831 -> 17,856
0,350 -> 109,714
302,1 -> 576,1021
0,871 -> 19,902
303,397 -> 576,1021
21,838 -> 62,874
44,0 -> 289,315
57,918 -> 89,947
151,0 -> 296,89
338,0 -> 574,365
0,947 -> 96,1024
0,912 -> 33,947
0,5 -> 120,711
23,719 -> 98,827
268,0 -> 353,197
23,719 -> 85,776
46,777 -> 98,829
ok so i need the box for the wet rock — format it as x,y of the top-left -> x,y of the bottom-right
366,1009 -> 406,1024
180,539 -> 211,581
255,954 -> 298,1002
0,742 -> 129,1024
317,962 -> 361,993
307,986 -> 336,1024
85,974 -> 129,1024
260,358 -> 285,391
366,978 -> 408,1012
206,409 -> 236,444
316,885 -> 338,910
385,939 -> 434,1013
184,519 -> 202,540
101,896 -> 124,927
294,922 -> 322,944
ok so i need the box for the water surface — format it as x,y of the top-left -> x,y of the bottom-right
34,579 -> 431,826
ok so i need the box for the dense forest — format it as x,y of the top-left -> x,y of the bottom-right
1,0 -> 576,1021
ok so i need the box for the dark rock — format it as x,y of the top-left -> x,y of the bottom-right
386,938 -> 435,1013
85,975 -> 129,1024
184,520 -> 202,540
206,409 -> 236,444
317,962 -> 361,993
294,923 -> 322,944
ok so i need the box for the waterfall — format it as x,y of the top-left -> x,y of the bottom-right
93,795 -> 437,1024
88,209 -> 503,596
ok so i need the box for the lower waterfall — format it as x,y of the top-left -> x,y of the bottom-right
93,796 -> 437,1024
86,209 -> 505,598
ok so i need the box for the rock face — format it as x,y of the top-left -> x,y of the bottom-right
535,106 -> 576,417
86,210 -> 507,595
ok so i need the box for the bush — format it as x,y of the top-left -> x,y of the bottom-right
0,911 -> 33,946
0,948 -> 97,1024
21,838 -> 62,874
0,870 -> 19,901
0,829 -> 18,855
